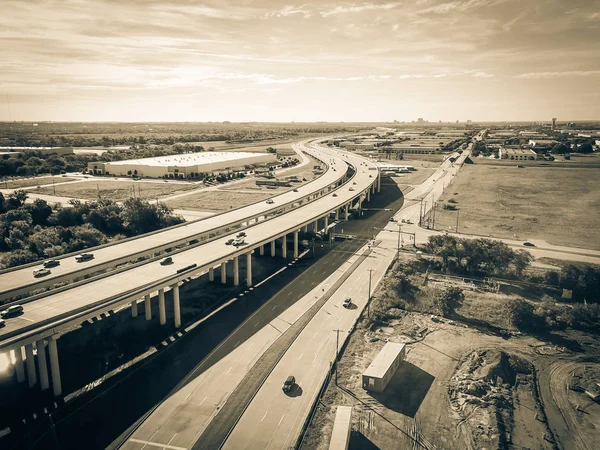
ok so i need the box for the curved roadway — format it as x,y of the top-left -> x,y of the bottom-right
0,143 -> 379,352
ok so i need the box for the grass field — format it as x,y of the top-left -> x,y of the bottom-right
166,190 -> 273,211
36,180 -> 199,201
432,165 -> 600,249
2,176 -> 77,189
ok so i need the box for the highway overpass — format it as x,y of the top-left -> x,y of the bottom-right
0,140 -> 381,400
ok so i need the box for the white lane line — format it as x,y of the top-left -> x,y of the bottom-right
261,411 -> 268,422
278,414 -> 285,427
297,353 -> 303,360
198,396 -> 207,406
225,367 -> 232,374
128,438 -> 187,450
248,343 -> 254,350
234,341 -> 240,348
183,392 -> 192,403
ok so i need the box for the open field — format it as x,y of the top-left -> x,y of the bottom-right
166,190 -> 273,212
36,180 -> 199,201
302,254 -> 600,450
391,168 -> 436,185
2,176 -> 77,189
430,165 -> 600,250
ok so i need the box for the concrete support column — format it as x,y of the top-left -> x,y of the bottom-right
209,267 -> 214,281
282,234 -> 287,258
271,240 -> 276,257
246,252 -> 252,287
221,262 -> 227,284
324,216 -> 329,229
345,204 -> 349,219
377,173 -> 381,192
131,300 -> 138,318
25,343 -> 37,387
48,336 -> 62,397
233,256 -> 239,286
36,339 -> 50,391
335,209 -> 339,220
14,347 -> 25,383
372,183 -> 376,194
259,245 -> 264,256
172,283 -> 181,328
367,189 -> 371,202
313,220 -> 318,233
144,294 -> 151,320
303,225 -> 308,233
294,230 -> 299,259
158,288 -> 166,325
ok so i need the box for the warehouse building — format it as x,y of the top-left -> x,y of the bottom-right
362,342 -> 406,393
88,151 -> 277,178
499,148 -> 538,160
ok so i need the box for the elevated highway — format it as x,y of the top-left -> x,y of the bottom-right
0,141 -> 381,399
0,141 -> 346,303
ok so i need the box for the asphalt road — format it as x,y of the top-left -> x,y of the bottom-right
5,178 -> 403,450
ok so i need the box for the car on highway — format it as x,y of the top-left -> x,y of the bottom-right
236,232 -> 246,238
282,375 -> 295,393
343,298 -> 352,308
523,242 -> 535,247
293,188 -> 298,192
160,256 -> 173,265
332,193 -> 338,197
352,181 -> 357,185
266,199 -> 274,204
232,237 -> 245,246
0,318 -> 5,328
225,238 -> 235,245
33,268 -> 51,278
1,305 -> 24,318
75,253 -> 94,262
349,187 -> 355,191
389,218 -> 396,222
43,260 -> 60,268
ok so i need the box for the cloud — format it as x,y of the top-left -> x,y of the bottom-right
515,70 -> 600,79
416,0 -> 513,15
264,5 -> 312,19
320,2 -> 400,17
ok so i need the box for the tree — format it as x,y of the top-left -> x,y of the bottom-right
550,143 -> 569,154
576,142 -> 593,154
434,287 -> 464,317
6,190 -> 28,210
266,147 -> 277,154
512,250 -> 533,276
507,299 -> 537,331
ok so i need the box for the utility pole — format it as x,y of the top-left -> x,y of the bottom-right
396,223 -> 401,254
333,329 -> 342,385
367,269 -> 375,318
432,201 -> 437,230
423,201 -> 427,228
52,178 -> 56,196
419,198 -> 424,226
456,209 -> 460,233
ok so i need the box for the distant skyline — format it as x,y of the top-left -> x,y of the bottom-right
1,0 -> 599,122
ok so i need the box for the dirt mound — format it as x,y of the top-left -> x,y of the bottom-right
469,349 -> 531,385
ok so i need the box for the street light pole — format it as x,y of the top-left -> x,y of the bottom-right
367,269 -> 374,318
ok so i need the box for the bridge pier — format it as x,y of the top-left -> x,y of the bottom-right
173,283 -> 181,328
36,339 -> 50,391
335,209 -> 339,220
303,224 -> 308,233
25,343 -> 37,387
294,231 -> 299,259
208,267 -> 214,281
282,235 -> 287,258
377,174 -> 381,192
221,262 -> 227,284
48,335 -> 62,397
233,256 -> 239,286
367,189 -> 371,202
344,204 -> 349,219
144,294 -> 152,320
246,252 -> 252,287
14,348 -> 25,383
270,240 -> 276,257
324,216 -> 329,229
259,244 -> 264,256
131,300 -> 138,318
313,220 -> 318,233
158,288 -> 166,325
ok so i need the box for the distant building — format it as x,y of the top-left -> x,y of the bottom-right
417,118 -> 424,123
552,117 -> 557,131
529,139 -> 557,148
499,148 -> 538,160
88,151 -> 277,178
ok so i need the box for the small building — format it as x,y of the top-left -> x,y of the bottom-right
328,406 -> 352,450
362,342 -> 406,393
499,148 -> 538,160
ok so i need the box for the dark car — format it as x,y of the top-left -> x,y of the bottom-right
225,238 -> 235,245
343,298 -> 352,308
293,188 -> 299,192
75,253 -> 94,262
282,375 -> 295,393
160,257 -> 173,265
1,305 -> 24,318
43,260 -> 60,268
523,242 -> 535,247
236,232 -> 247,238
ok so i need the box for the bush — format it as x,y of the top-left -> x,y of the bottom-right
433,286 -> 464,317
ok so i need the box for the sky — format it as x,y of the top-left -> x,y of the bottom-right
1,0 -> 599,122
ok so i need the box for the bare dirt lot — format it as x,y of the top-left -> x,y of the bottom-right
166,190 -> 274,211
36,180 -> 199,201
302,255 -> 600,450
2,176 -> 77,189
430,165 -> 600,250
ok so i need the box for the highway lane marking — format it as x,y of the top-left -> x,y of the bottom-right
297,353 -> 303,360
248,343 -> 254,350
261,411 -> 268,422
128,438 -> 187,450
183,392 -> 192,403
234,341 -> 240,348
19,317 -> 35,322
225,366 -> 232,374
278,414 -> 285,427
198,396 -> 207,406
